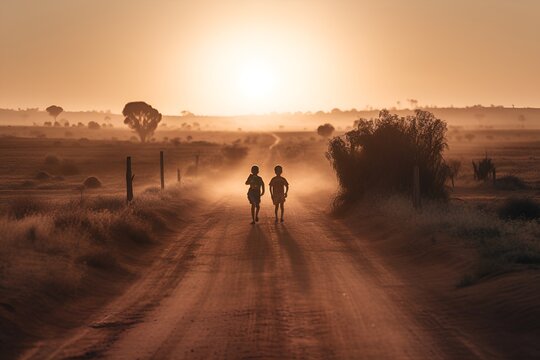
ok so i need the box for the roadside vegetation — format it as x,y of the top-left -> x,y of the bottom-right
0,187 -> 194,353
373,195 -> 540,287
327,109 -> 450,208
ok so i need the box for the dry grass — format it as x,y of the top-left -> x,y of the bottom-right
374,195 -> 540,286
0,186 -> 190,352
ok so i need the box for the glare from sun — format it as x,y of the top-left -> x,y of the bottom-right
236,59 -> 277,104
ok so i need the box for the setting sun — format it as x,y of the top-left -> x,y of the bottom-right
1,1 -> 540,358
236,58 -> 277,105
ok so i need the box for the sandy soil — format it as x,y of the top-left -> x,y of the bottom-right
5,131 -> 540,359
16,192 -> 518,360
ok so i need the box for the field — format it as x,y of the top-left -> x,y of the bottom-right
1,124 -> 540,358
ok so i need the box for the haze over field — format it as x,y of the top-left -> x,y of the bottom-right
2,1 -> 540,359
2,0 -> 540,115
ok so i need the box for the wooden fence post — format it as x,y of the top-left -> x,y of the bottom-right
160,151 -> 165,190
177,168 -> 181,184
126,156 -> 134,203
413,165 -> 421,209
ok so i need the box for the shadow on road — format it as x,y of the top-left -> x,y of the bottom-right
275,225 -> 312,291
246,226 -> 272,275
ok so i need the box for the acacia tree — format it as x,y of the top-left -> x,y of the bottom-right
46,105 -> 63,122
317,123 -> 335,138
122,102 -> 162,143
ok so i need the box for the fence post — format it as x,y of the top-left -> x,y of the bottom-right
177,168 -> 181,184
160,151 -> 165,190
126,156 -> 134,203
413,165 -> 421,209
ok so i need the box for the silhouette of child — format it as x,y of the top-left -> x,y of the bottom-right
245,165 -> 265,224
269,165 -> 289,223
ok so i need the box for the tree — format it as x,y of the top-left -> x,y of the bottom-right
88,121 -> 101,130
407,99 -> 418,109
46,105 -> 63,122
122,102 -> 162,143
317,123 -> 335,138
326,109 -> 449,203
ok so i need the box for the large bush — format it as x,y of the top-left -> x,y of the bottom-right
326,109 -> 449,204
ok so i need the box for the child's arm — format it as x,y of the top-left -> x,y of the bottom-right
260,179 -> 265,196
245,174 -> 253,185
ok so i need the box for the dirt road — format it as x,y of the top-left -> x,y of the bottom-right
19,190 -> 502,360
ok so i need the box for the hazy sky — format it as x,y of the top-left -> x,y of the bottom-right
1,0 -> 539,115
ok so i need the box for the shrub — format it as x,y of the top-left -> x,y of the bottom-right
88,121 -> 101,130
317,123 -> 335,138
498,198 -> 540,220
83,176 -> 102,189
472,155 -> 495,181
326,109 -> 449,203
494,175 -> 528,191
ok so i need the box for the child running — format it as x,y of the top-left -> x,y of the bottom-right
269,165 -> 289,223
245,165 -> 265,224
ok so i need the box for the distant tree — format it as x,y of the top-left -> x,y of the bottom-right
53,121 -> 61,127
407,99 -> 418,109
46,105 -> 63,122
331,108 -> 342,115
77,122 -> 85,128
317,123 -> 335,138
44,121 -> 52,127
181,110 -> 194,117
186,135 -> 193,142
88,121 -> 101,130
122,102 -> 162,143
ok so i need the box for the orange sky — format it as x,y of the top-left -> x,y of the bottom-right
1,0 -> 539,115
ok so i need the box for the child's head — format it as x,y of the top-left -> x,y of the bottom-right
251,165 -> 259,175
274,165 -> 283,175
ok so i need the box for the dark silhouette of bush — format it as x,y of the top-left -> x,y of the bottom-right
317,123 -> 335,138
122,102 -> 162,143
498,198 -> 540,220
495,175 -> 528,191
83,176 -> 102,189
472,155 -> 495,181
326,109 -> 449,204
46,105 -> 63,122
88,121 -> 101,130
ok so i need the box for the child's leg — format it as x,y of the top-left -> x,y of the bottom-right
274,204 -> 279,220
255,204 -> 260,221
280,202 -> 284,221
251,204 -> 255,223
